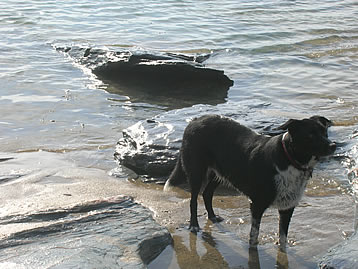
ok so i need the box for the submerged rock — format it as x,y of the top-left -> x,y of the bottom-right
0,197 -> 172,268
114,101 -> 283,179
54,45 -> 233,107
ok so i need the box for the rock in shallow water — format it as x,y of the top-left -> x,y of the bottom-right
114,101 -> 284,179
0,196 -> 172,268
54,45 -> 233,107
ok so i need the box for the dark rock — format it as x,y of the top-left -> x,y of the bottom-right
93,54 -> 233,94
54,45 -> 233,107
114,101 -> 284,179
138,232 -> 174,264
318,230 -> 358,269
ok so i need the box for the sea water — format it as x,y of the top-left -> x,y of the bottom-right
0,0 -> 357,268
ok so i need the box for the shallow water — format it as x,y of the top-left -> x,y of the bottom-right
1,0 -> 358,268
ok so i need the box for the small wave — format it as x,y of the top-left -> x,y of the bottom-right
236,32 -> 358,60
305,46 -> 358,59
0,157 -> 13,163
0,174 -> 23,185
0,94 -> 62,103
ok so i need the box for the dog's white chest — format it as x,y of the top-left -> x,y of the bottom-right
272,166 -> 311,210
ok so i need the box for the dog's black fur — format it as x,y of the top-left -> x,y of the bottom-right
164,115 -> 336,249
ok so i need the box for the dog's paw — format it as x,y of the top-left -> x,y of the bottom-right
277,235 -> 287,252
277,241 -> 287,252
209,215 -> 224,223
278,244 -> 287,253
188,225 -> 200,233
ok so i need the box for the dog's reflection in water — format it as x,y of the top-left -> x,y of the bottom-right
172,220 -> 289,269
172,221 -> 228,268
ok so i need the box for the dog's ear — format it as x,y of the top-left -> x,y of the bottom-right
309,115 -> 333,128
276,119 -> 297,131
276,119 -> 303,136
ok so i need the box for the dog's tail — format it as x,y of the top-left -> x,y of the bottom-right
164,153 -> 186,191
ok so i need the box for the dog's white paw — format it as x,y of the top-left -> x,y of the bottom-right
189,225 -> 200,233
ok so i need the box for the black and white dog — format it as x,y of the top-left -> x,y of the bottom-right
164,115 -> 336,249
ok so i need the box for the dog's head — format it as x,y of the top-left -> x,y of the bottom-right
278,116 -> 336,158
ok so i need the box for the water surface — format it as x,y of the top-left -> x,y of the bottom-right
1,0 -> 358,268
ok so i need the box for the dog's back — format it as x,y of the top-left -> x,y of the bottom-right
165,115 -> 247,190
166,115 -> 278,200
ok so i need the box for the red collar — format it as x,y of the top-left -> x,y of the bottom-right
281,132 -> 309,172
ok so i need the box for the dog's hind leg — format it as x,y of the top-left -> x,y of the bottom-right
187,167 -> 206,233
189,183 -> 201,233
249,202 -> 267,248
278,207 -> 295,251
203,173 -> 223,223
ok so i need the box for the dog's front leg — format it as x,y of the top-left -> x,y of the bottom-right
249,203 -> 266,248
278,207 -> 295,251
